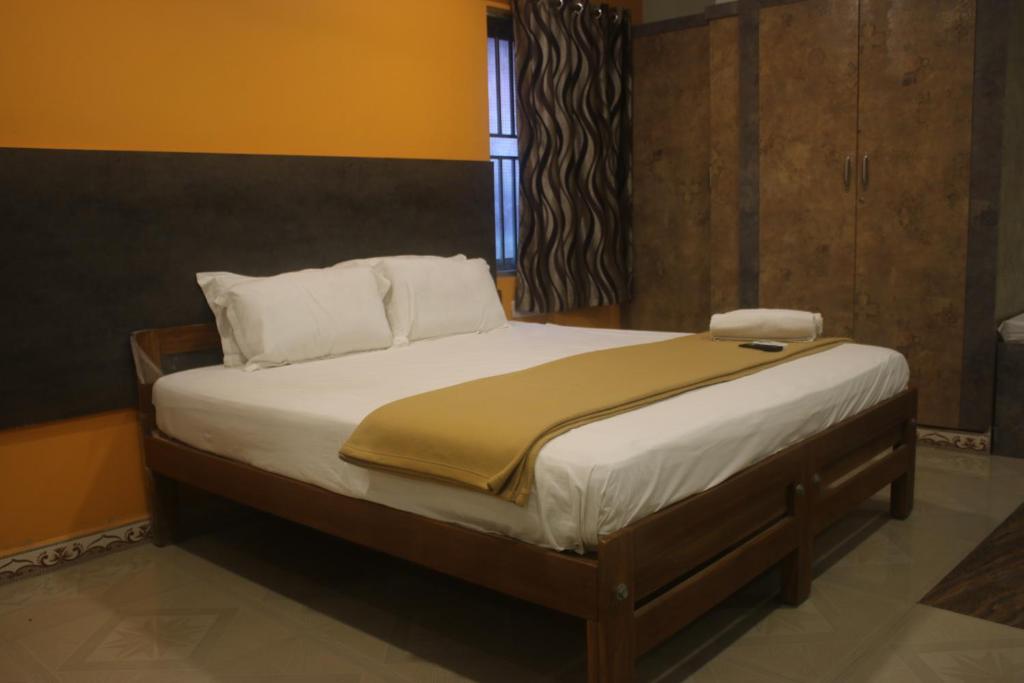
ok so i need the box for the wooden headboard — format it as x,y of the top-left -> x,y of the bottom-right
0,147 -> 493,429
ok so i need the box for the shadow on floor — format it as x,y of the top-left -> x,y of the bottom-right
158,488 -> 890,682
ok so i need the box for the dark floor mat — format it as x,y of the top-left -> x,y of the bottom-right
921,502 -> 1024,629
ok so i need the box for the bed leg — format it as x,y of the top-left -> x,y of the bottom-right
780,476 -> 812,605
890,419 -> 917,520
890,471 -> 915,519
587,533 -> 635,683
144,467 -> 179,547
780,544 -> 812,605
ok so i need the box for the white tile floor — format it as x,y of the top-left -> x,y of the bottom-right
1,446 -> 1022,682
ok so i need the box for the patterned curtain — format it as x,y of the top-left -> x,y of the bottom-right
512,0 -> 632,314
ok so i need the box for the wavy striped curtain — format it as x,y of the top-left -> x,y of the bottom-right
512,0 -> 632,314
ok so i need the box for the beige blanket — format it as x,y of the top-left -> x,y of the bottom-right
340,333 -> 845,505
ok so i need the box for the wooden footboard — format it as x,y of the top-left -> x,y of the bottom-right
584,389 -> 917,680
132,324 -> 917,683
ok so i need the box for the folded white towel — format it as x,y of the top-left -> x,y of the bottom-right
710,309 -> 824,342
999,312 -> 1024,343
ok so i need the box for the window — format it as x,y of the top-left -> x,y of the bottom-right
487,15 -> 519,273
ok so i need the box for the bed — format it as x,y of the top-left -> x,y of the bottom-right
134,321 -> 917,682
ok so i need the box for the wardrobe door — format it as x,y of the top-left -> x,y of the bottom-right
709,17 -> 742,314
855,0 -> 975,427
759,0 -> 860,336
629,27 -> 710,332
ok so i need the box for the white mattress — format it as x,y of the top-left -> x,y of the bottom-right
154,323 -> 909,552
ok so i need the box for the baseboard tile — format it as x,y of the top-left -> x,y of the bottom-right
0,519 -> 151,585
917,427 -> 991,454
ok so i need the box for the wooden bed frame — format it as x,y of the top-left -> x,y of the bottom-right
133,323 -> 917,682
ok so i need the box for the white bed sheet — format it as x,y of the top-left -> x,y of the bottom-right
154,323 -> 909,552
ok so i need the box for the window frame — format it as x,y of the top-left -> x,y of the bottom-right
487,14 -> 519,275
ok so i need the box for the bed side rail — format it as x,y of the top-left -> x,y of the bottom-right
628,448 -> 803,602
811,389 -> 918,529
613,387 -> 917,657
621,446 -> 805,656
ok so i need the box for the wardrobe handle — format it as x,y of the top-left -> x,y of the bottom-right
861,154 -> 870,189
844,155 -> 852,191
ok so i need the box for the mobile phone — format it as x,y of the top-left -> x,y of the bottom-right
739,341 -> 785,352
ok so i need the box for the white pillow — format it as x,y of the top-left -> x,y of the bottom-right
376,257 -> 506,343
198,265 -> 392,366
221,267 -> 392,371
196,271 -> 252,367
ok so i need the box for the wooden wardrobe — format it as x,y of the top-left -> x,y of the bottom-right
628,0 -> 1023,432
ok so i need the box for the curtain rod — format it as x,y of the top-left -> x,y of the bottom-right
489,1 -> 633,21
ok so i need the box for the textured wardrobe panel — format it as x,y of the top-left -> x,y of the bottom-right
996,0 -> 1024,323
758,0 -> 860,337
961,0 -> 1013,431
629,27 -> 711,332
855,0 -> 975,427
709,17 -> 742,314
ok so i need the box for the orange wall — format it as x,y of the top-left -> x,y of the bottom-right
0,0 -> 629,556
0,0 -> 490,160
0,0 -> 496,557
0,411 -> 147,555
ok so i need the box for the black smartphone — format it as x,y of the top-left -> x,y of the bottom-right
739,342 -> 785,352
